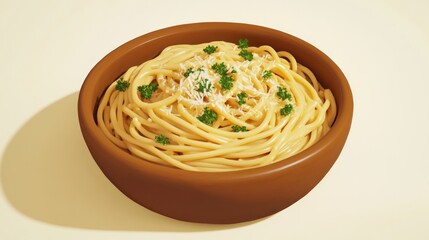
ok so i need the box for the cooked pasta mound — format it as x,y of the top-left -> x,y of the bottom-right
97,40 -> 336,172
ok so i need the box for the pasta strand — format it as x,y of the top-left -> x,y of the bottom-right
97,41 -> 336,172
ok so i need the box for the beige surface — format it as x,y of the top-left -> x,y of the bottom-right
1,0 -> 428,239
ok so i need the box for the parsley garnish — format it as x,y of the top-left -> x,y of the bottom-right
211,62 -> 235,90
137,83 -> 158,99
196,78 -> 212,93
219,75 -> 234,90
262,70 -> 273,79
184,68 -> 194,77
197,107 -> 218,125
280,104 -> 294,116
232,125 -> 248,132
237,92 -> 247,105
238,38 -> 249,49
211,62 -> 228,76
155,134 -> 170,145
203,45 -> 218,54
238,38 -> 253,60
239,49 -> 253,61
116,78 -> 129,91
277,86 -> 292,101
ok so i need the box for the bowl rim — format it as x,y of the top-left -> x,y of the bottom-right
78,22 -> 353,181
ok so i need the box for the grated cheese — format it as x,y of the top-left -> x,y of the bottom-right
167,42 -> 285,119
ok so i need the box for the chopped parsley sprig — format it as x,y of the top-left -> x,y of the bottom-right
277,86 -> 292,101
197,107 -> 218,125
116,77 -> 129,91
184,68 -> 194,78
138,83 -> 158,99
196,78 -> 212,93
238,38 -> 249,49
203,45 -> 218,54
211,62 -> 228,76
232,125 -> 248,132
277,86 -> 293,116
238,38 -> 253,61
211,62 -> 235,91
280,104 -> 294,116
237,92 -> 247,105
262,70 -> 273,79
239,49 -> 253,61
219,75 -> 234,90
155,134 -> 170,145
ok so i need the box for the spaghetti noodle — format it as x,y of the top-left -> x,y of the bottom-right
97,40 -> 336,172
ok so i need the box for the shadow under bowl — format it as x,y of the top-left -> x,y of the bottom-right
78,22 -> 353,224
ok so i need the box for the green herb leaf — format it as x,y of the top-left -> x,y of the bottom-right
219,75 -> 234,90
197,107 -> 218,125
239,49 -> 253,61
196,78 -> 212,93
280,104 -> 294,116
137,83 -> 158,99
238,38 -> 249,49
195,67 -> 204,78
184,68 -> 194,78
277,86 -> 292,101
211,62 -> 228,76
203,45 -> 218,54
262,70 -> 273,79
116,78 -> 130,91
155,134 -> 170,145
237,92 -> 247,105
231,125 -> 248,132
211,62 -> 235,90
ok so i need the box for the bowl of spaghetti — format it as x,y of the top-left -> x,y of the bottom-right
78,22 -> 353,224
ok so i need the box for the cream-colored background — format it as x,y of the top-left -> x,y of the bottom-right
1,0 -> 428,239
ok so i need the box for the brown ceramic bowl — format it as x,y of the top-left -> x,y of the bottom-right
78,22 -> 353,224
